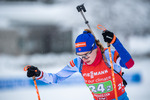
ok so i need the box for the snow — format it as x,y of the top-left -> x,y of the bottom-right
0,53 -> 75,78
129,35 -> 150,56
125,57 -> 150,100
0,85 -> 93,100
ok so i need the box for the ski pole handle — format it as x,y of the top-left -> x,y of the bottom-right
24,66 -> 41,100
97,24 -> 110,46
76,4 -> 86,12
76,4 -> 91,28
76,4 -> 88,24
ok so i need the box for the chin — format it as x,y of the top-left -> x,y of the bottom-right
86,61 -> 93,65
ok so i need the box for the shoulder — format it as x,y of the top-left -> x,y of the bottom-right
104,48 -> 119,63
68,57 -> 82,70
104,48 -> 115,59
104,48 -> 121,73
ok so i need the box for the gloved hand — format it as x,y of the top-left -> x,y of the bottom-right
27,65 -> 41,77
102,30 -> 116,44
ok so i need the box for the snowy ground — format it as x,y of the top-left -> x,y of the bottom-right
0,53 -> 150,100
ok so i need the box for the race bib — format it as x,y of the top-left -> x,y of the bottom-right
86,80 -> 113,94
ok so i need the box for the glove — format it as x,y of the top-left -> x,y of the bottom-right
27,65 -> 41,77
102,30 -> 116,44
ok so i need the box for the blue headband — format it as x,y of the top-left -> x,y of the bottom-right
75,31 -> 97,53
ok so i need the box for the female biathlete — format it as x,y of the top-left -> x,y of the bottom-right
26,29 -> 134,100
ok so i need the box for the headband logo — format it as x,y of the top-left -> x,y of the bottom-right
75,42 -> 86,48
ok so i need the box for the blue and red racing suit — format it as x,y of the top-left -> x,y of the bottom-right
37,38 -> 134,100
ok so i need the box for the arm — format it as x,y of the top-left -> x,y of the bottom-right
37,57 -> 82,84
102,30 -> 134,69
112,38 -> 134,69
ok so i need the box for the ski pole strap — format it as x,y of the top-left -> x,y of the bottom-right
97,24 -> 107,31
24,65 -> 31,71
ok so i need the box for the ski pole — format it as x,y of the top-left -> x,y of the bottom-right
76,4 -> 95,38
24,65 -> 41,100
97,24 -> 118,100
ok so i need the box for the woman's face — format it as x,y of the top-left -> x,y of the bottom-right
77,48 -> 97,65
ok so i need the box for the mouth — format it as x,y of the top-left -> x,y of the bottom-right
86,61 -> 90,64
